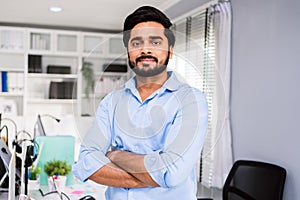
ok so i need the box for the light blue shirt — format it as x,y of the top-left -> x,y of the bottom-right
73,71 -> 208,200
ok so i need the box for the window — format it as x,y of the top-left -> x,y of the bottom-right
171,8 -> 217,183
171,1 -> 233,189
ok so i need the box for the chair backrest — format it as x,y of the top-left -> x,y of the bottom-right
223,160 -> 286,200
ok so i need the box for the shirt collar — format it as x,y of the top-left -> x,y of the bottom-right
124,71 -> 183,93
163,71 -> 183,91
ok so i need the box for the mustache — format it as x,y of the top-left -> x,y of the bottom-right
136,55 -> 158,63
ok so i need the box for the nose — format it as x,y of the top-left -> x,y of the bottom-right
140,41 -> 152,55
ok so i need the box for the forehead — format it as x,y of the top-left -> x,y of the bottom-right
130,21 -> 165,39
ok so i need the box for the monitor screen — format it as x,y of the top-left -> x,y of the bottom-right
37,114 -> 46,136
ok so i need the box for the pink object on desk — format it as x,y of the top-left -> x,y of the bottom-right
71,190 -> 84,195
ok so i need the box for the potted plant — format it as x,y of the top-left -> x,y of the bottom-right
44,160 -> 71,191
81,61 -> 95,99
28,164 -> 41,190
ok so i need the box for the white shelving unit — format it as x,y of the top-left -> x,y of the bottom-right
0,27 -> 26,115
81,32 -> 129,116
0,26 -> 131,117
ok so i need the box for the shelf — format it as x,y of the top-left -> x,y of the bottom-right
0,26 -> 130,117
0,49 -> 24,54
82,53 -> 127,59
82,52 -> 105,58
0,92 -> 23,97
56,32 -> 78,53
95,72 -> 128,77
0,67 -> 24,72
29,31 -> 51,51
27,99 -> 77,104
83,34 -> 104,54
27,73 -> 78,79
28,51 -> 79,58
81,93 -> 106,98
0,28 -> 25,53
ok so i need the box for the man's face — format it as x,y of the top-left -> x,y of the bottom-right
127,21 -> 173,77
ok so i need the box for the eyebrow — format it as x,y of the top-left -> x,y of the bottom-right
149,36 -> 163,40
130,36 -> 142,42
130,36 -> 164,42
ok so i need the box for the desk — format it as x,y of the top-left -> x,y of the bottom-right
0,192 -> 8,200
28,178 -> 106,200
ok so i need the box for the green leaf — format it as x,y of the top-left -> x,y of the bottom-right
44,159 -> 71,176
81,61 -> 95,99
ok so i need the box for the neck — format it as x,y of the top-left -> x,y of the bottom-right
136,70 -> 168,101
136,71 -> 168,87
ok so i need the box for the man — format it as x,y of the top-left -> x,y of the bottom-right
73,6 -> 208,200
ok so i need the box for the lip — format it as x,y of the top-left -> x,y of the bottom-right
139,58 -> 155,64
136,56 -> 158,64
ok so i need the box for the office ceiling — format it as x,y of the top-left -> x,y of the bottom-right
0,0 -> 181,31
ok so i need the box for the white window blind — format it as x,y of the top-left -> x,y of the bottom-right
170,18 -> 187,77
171,8 -> 217,183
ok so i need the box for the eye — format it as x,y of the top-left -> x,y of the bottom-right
131,41 -> 141,47
151,40 -> 162,46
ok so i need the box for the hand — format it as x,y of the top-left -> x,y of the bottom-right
106,150 -> 118,161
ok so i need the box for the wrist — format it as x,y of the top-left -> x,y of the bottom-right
106,150 -> 119,161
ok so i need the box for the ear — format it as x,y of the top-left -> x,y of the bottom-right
169,45 -> 174,59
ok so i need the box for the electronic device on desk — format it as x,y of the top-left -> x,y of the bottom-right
28,55 -> 42,73
32,114 -> 46,162
80,195 -> 96,200
37,114 -> 46,136
47,65 -> 71,74
49,81 -> 77,99
0,139 -> 21,196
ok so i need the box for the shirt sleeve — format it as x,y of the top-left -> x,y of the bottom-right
144,88 -> 208,188
72,94 -> 113,181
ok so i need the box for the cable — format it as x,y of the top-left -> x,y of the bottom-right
0,125 -> 9,145
13,130 -> 33,154
2,117 -> 18,138
41,114 -> 61,123
0,117 -> 19,148
0,188 -> 8,192
79,195 -> 96,200
16,130 -> 32,141
38,188 -> 71,200
18,194 -> 29,200
38,176 -> 71,200
13,129 -> 37,196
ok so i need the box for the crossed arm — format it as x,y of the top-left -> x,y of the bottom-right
89,150 -> 159,188
74,89 -> 208,189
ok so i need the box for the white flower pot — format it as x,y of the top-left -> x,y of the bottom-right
28,179 -> 40,190
48,176 -> 67,192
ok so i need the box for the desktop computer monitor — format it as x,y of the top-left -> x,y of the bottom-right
0,139 -> 21,191
37,114 -> 46,136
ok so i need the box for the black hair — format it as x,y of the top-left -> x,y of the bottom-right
123,6 -> 175,48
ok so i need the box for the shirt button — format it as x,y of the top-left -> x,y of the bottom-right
151,157 -> 156,162
145,155 -> 157,167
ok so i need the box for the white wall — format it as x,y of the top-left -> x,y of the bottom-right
168,0 -> 300,199
230,0 -> 300,199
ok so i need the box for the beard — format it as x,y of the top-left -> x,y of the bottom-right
128,52 -> 170,77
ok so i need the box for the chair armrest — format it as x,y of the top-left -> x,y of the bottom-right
197,198 -> 213,200
225,187 -> 256,200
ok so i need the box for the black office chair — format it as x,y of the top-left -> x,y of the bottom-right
198,160 -> 287,200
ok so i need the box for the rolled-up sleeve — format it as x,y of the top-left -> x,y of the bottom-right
72,95 -> 112,181
144,89 -> 208,188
